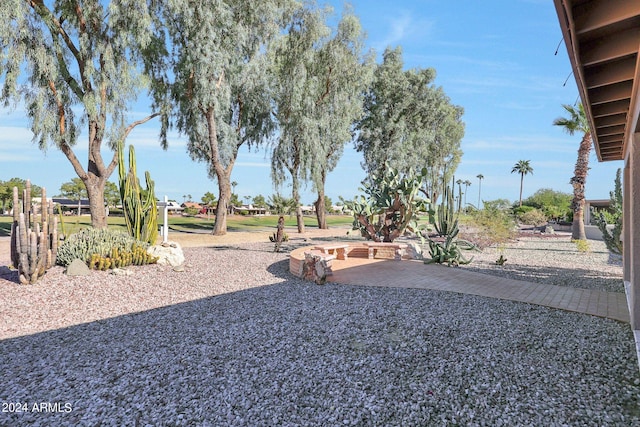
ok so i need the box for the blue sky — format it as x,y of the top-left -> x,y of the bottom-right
0,0 -> 622,206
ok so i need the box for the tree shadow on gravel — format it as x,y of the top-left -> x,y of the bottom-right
1,280 -> 639,426
0,265 -> 17,282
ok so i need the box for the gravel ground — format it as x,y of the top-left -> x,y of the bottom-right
1,237 -> 639,426
459,234 -> 624,293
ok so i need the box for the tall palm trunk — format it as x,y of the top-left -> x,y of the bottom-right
570,132 -> 592,240
518,174 -> 524,207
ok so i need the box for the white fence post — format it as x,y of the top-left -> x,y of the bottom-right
163,195 -> 169,243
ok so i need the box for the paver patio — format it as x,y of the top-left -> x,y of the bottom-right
325,257 -> 630,323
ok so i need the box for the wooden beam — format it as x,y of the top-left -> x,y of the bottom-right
598,133 -> 624,143
585,56 -> 637,88
589,80 -> 632,104
592,99 -> 630,117
574,0 -> 640,34
595,113 -> 627,128
598,124 -> 626,136
581,27 -> 640,66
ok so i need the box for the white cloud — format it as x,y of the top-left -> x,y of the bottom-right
375,10 -> 435,51
463,135 -> 577,155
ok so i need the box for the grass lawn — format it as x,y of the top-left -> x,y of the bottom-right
0,214 -> 355,237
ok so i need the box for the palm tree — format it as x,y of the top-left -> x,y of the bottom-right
476,174 -> 484,208
463,180 -> 472,207
553,103 -> 592,240
511,160 -> 533,207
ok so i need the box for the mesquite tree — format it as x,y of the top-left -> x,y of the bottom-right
0,0 -> 164,228
157,0 -> 295,235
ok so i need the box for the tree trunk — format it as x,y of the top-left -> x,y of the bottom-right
291,173 -> 305,234
314,188 -> 328,230
295,206 -> 305,234
84,176 -> 107,228
205,107 -> 238,236
570,133 -> 592,241
213,178 -> 231,235
572,200 -> 586,240
519,174 -> 524,207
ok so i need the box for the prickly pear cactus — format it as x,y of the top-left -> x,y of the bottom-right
344,164 -> 431,242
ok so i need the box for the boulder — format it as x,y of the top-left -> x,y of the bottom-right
147,241 -> 185,267
405,242 -> 424,260
66,258 -> 90,276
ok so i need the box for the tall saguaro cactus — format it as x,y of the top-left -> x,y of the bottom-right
118,142 -> 158,245
10,180 -> 58,284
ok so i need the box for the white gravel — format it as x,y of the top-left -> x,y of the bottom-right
1,239 -> 639,426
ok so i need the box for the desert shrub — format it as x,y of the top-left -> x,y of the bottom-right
183,206 -> 199,216
573,239 -> 591,253
56,228 -> 149,267
460,199 -> 517,249
518,208 -> 548,227
521,188 -> 572,221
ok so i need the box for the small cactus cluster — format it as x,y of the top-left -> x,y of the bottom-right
10,180 -> 58,284
57,228 -> 150,267
88,245 -> 158,270
424,176 -> 474,266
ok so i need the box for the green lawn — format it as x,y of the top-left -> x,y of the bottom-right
0,214 -> 355,237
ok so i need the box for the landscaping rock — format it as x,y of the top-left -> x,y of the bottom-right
111,268 -> 133,276
405,242 -> 424,260
147,241 -> 185,267
66,258 -> 90,276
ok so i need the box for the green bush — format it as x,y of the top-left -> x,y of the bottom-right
56,228 -> 148,267
518,208 -> 548,227
521,188 -> 572,221
512,205 -> 534,217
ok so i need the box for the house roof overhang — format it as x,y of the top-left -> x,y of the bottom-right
553,0 -> 640,162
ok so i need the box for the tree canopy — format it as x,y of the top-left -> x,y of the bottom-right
355,47 -> 464,200
0,0 -> 164,227
270,3 -> 373,230
158,0 -> 295,235
511,159 -> 533,207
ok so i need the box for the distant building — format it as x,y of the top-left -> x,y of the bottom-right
52,197 -> 91,215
